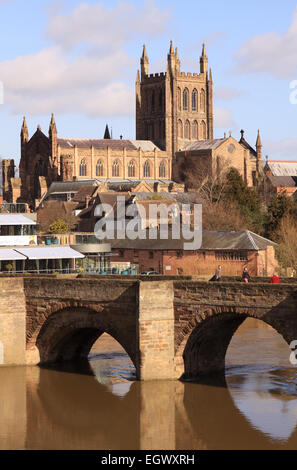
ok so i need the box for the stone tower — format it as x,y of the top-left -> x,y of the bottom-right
136,42 -> 214,160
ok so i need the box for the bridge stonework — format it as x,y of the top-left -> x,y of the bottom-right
0,277 -> 296,380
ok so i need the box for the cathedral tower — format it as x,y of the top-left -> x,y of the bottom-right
136,42 -> 214,160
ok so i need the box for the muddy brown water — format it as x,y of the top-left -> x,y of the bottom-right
1,318 -> 297,450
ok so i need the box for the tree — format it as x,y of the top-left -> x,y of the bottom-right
265,194 -> 297,239
49,218 -> 70,234
223,168 -> 265,233
274,215 -> 297,274
202,199 -> 248,231
37,201 -> 77,233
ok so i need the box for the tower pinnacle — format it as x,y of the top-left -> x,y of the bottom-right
200,43 -> 208,74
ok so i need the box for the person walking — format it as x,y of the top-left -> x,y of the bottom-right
242,267 -> 250,283
209,265 -> 222,282
215,265 -> 222,281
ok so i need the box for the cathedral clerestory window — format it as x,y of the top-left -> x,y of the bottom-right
128,160 -> 136,178
112,160 -> 120,177
79,159 -> 87,177
96,159 -> 103,177
159,161 -> 166,178
143,160 -> 151,178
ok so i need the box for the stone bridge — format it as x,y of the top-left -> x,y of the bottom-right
0,276 -> 297,380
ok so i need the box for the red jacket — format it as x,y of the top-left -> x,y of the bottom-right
270,275 -> 280,284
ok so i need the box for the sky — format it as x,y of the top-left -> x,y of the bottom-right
1,0 -> 297,164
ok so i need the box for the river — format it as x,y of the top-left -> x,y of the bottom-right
1,318 -> 297,450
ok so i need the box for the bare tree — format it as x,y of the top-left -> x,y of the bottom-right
37,201 -> 78,233
181,155 -> 232,203
275,215 -> 297,274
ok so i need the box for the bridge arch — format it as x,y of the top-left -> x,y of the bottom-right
31,306 -> 137,370
174,303 -> 297,381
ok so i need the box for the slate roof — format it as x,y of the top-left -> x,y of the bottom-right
57,138 -> 160,151
182,139 -> 226,151
109,230 -> 276,251
239,136 -> 257,157
265,161 -> 297,177
267,175 -> 297,188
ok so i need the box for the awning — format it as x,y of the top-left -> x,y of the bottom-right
0,249 -> 27,261
15,246 -> 85,260
0,215 -> 36,226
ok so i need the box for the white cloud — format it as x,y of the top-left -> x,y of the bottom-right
46,0 -> 170,52
235,7 -> 297,79
264,138 -> 297,159
215,87 -> 243,101
214,107 -> 235,128
0,1 -> 170,117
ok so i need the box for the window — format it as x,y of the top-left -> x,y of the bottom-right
215,252 -> 248,261
252,171 -> 257,187
79,159 -> 87,176
143,160 -> 151,178
159,89 -> 163,111
184,120 -> 190,139
200,120 -> 207,140
183,88 -> 189,110
96,159 -> 103,177
192,89 -> 198,111
128,160 -> 136,178
159,161 -> 166,178
151,90 -> 155,112
178,120 -> 183,138
177,88 -> 181,111
200,89 -> 206,112
192,121 -> 198,139
112,160 -> 120,177
149,251 -> 154,259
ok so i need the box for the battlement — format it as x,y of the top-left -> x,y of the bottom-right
178,72 -> 202,79
144,72 -> 167,82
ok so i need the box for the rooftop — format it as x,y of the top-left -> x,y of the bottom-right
57,138 -> 161,152
109,230 -> 276,251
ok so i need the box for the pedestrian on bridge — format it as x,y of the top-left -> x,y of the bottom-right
242,267 -> 250,283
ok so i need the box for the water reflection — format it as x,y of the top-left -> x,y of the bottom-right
1,321 -> 297,449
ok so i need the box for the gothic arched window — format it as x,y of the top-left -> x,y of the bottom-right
178,120 -> 183,138
96,159 -> 103,177
192,89 -> 198,111
192,120 -> 198,140
183,88 -> 189,110
112,160 -> 120,177
143,160 -> 151,178
128,160 -> 136,178
184,120 -> 190,139
79,159 -> 87,176
159,161 -> 166,178
177,88 -> 181,111
151,90 -> 155,112
200,120 -> 207,140
159,89 -> 163,111
200,89 -> 206,112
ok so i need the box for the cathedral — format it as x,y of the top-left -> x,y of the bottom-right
2,42 -> 261,207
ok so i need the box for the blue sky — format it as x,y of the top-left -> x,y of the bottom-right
1,0 -> 297,164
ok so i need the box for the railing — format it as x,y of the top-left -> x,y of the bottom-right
0,267 -> 139,275
37,233 -> 104,246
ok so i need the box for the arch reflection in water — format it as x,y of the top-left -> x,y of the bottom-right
226,318 -> 297,444
3,320 -> 297,449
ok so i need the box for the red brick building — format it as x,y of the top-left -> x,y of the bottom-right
110,230 -> 278,277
